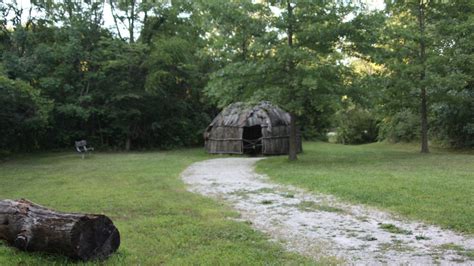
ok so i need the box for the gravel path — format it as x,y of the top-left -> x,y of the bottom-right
181,158 -> 474,264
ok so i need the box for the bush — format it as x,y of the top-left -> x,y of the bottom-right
378,109 -> 420,143
431,90 -> 474,148
333,104 -> 378,144
0,75 -> 52,153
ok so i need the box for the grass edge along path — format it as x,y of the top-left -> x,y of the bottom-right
257,142 -> 474,235
0,149 -> 322,265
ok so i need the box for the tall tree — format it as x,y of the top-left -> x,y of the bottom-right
205,0 -> 352,160
374,0 -> 474,152
285,0 -> 297,160
416,0 -> 429,153
429,0 -> 474,148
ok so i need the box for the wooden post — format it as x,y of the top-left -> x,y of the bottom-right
0,199 -> 120,261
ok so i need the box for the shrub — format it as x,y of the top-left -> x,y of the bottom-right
431,90 -> 474,148
0,75 -> 52,153
378,109 -> 420,143
333,104 -> 378,144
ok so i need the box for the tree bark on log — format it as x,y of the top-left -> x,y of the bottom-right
0,199 -> 120,261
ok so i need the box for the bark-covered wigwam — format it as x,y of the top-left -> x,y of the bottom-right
0,199 -> 120,261
204,101 -> 302,155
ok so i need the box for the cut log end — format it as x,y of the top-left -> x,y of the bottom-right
14,235 -> 28,250
72,215 -> 121,261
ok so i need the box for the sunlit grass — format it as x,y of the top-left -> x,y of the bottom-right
0,149 -> 313,265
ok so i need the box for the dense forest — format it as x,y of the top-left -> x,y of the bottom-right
1,0 -> 472,157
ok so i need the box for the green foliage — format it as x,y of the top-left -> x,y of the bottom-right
0,75 -> 52,154
1,0 -> 473,154
354,0 -> 474,150
431,93 -> 474,148
333,100 -> 378,145
204,1 -> 353,148
257,142 -> 474,234
378,109 -> 420,143
198,0 -> 271,63
0,1 -> 213,152
427,1 -> 474,148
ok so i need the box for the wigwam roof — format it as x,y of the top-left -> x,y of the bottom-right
209,101 -> 291,128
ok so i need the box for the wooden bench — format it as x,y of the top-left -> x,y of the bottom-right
75,140 -> 94,159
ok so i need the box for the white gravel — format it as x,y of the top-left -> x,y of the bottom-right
181,158 -> 474,265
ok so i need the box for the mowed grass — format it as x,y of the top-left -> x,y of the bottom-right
257,142 -> 474,234
0,149 -> 314,265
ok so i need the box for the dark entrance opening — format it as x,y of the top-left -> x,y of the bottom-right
243,125 -> 262,154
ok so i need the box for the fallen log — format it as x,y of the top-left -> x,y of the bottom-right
0,199 -> 120,261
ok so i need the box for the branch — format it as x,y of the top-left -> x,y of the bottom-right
110,0 -> 124,41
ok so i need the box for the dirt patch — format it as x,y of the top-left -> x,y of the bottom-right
181,158 -> 474,264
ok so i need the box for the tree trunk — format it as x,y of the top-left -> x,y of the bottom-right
418,0 -> 429,153
289,113 -> 298,161
0,199 -> 120,261
128,0 -> 135,43
125,135 -> 131,151
110,1 -> 124,41
420,86 -> 429,153
287,0 -> 297,161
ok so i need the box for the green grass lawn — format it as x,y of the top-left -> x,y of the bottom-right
257,142 -> 474,234
0,149 -> 313,265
